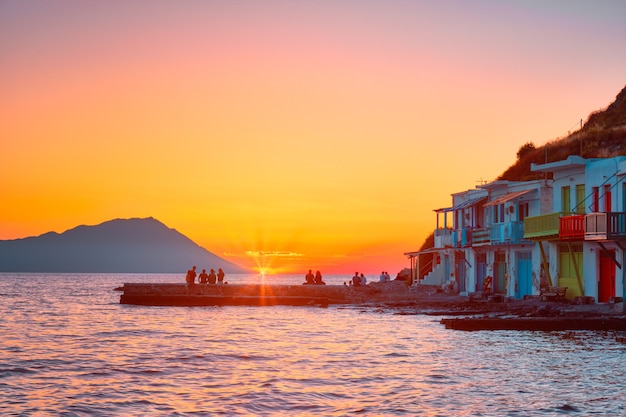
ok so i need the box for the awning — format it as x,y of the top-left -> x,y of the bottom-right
404,247 -> 448,257
435,196 -> 487,213
484,189 -> 534,207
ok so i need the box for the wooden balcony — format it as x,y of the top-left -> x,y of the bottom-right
490,221 -> 528,245
524,212 -> 561,240
471,227 -> 490,246
451,228 -> 473,248
559,215 -> 585,241
434,228 -> 452,248
585,212 -> 626,240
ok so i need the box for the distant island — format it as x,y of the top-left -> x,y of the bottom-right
0,217 -> 248,274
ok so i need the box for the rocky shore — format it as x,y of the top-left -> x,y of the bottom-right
366,285 -> 626,332
118,281 -> 626,332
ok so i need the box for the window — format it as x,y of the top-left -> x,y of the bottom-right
518,202 -> 529,221
592,187 -> 599,212
604,184 -> 612,212
492,204 -> 504,223
561,186 -> 571,214
575,184 -> 585,214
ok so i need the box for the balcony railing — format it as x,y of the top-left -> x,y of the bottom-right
559,214 -> 585,240
524,212 -> 561,240
434,228 -> 452,248
471,228 -> 490,246
451,228 -> 473,248
490,221 -> 528,245
585,212 -> 626,240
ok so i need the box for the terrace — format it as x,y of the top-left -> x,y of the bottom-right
524,212 -> 562,240
585,212 -> 626,240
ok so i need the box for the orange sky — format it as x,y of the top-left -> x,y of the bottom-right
1,1 -> 625,274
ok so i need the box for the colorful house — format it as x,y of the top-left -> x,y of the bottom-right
527,155 -> 626,301
407,155 -> 626,302
406,179 -> 548,299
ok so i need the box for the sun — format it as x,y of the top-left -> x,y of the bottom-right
256,266 -> 278,276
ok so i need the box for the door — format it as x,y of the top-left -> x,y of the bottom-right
558,244 -> 583,299
475,253 -> 487,292
455,251 -> 467,293
598,250 -> 616,302
494,252 -> 507,294
516,251 -> 532,299
562,186 -> 571,214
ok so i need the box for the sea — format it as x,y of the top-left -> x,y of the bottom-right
1,273 -> 625,416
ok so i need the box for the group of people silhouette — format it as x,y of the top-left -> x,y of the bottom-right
350,272 -> 367,286
303,269 -> 325,285
185,265 -> 225,285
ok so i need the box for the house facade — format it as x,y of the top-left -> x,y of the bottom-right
407,155 -> 626,302
528,155 -> 626,301
406,179 -> 549,299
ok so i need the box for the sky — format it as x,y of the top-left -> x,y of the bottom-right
1,0 -> 625,275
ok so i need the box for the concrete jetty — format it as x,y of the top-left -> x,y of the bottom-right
118,281 -> 415,306
440,317 -> 626,331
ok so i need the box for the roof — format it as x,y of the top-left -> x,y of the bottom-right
531,155 -> 587,172
435,196 -> 487,213
483,189 -> 535,207
404,247 -> 449,257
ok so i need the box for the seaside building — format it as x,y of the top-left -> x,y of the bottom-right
407,155 -> 626,302
527,155 -> 626,302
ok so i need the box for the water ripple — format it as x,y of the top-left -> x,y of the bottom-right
1,273 -> 625,416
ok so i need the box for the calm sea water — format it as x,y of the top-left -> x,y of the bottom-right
1,273 -> 625,416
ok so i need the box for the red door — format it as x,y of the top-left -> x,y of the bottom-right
598,251 -> 616,302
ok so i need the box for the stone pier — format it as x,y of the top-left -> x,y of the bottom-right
119,281 -> 414,306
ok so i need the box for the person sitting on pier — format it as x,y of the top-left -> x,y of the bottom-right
482,276 -> 493,295
352,272 -> 361,287
186,266 -> 197,286
208,269 -> 217,284
304,270 -> 315,285
360,273 -> 367,286
314,270 -> 325,285
198,269 -> 209,284
217,268 -> 225,284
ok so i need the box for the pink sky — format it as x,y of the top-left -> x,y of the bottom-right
1,0 -> 625,274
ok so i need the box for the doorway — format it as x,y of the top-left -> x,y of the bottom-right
516,251 -> 532,299
598,249 -> 616,302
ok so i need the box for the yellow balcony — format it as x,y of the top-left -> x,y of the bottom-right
524,212 -> 562,240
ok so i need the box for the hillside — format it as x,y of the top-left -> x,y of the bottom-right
0,217 -> 248,273
499,84 -> 626,181
418,83 -> 626,254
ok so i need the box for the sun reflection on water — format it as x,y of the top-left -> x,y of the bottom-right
1,274 -> 625,416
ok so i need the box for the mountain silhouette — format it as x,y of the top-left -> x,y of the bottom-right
0,217 -> 248,273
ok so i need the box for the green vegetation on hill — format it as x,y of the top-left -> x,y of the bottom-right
499,85 -> 626,181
